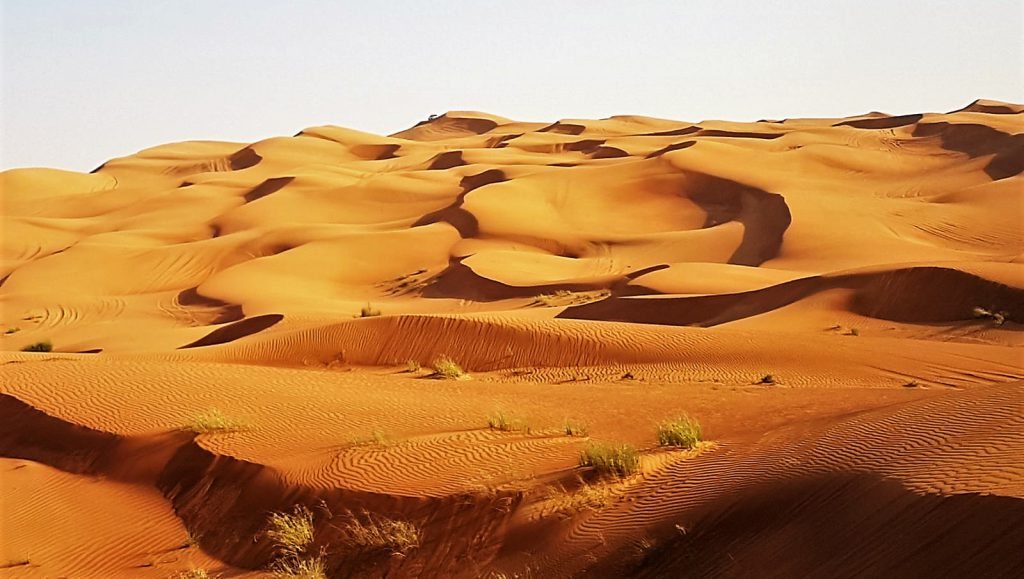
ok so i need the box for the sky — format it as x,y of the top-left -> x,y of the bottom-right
2,0 -> 1021,171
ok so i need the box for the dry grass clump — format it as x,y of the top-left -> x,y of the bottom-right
755,374 -> 776,385
579,442 -> 640,477
656,415 -> 702,449
266,505 -> 325,578
429,355 -> 469,380
545,479 -> 617,515
177,570 -> 215,579
183,408 -> 245,434
4,327 -> 20,335
20,340 -> 52,352
266,506 -> 315,558
562,420 -> 589,437
534,289 -> 609,307
270,557 -> 326,579
487,411 -> 530,433
404,360 -> 421,373
338,512 -> 421,555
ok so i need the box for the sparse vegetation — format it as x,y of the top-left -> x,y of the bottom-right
20,340 -> 52,352
656,415 -> 703,449
267,505 -> 316,557
183,408 -> 245,433
579,442 -> 640,477
545,479 -> 616,515
265,505 -> 324,579
351,429 -> 389,446
755,374 -> 776,385
270,556 -> 326,579
973,306 -> 1008,325
563,420 -> 589,437
429,355 -> 469,380
844,327 -> 860,336
534,289 -> 609,307
903,380 -> 921,388
4,327 -> 19,335
359,303 -> 381,317
404,360 -> 421,373
338,512 -> 421,555
177,570 -> 214,579
488,411 -> 531,433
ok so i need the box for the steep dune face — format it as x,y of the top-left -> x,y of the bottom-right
1,101 -> 1022,577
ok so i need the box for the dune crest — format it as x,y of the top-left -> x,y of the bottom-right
2,101 -> 1023,577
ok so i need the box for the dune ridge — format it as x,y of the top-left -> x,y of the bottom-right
2,100 -> 1022,577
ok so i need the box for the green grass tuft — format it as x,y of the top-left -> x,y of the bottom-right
579,442 -> 640,477
656,415 -> 702,449
487,411 -> 530,433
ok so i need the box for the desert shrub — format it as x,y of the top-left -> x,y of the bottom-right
338,512 -> 420,555
4,327 -> 19,335
183,408 -> 244,433
266,505 -> 316,558
359,303 -> 381,317
656,415 -> 702,449
487,411 -> 530,433
579,442 -> 640,477
21,340 -> 52,352
404,360 -> 421,373
430,355 -> 468,380
845,327 -> 860,336
270,556 -> 326,579
756,374 -> 776,385
177,570 -> 214,579
563,420 -> 589,437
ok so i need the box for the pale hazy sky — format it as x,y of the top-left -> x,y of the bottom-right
2,0 -> 1021,171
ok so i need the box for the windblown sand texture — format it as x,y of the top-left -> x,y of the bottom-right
2,99 -> 1023,577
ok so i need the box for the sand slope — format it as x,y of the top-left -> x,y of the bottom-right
1,99 -> 1022,577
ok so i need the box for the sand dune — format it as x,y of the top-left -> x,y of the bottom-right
2,100 -> 1022,577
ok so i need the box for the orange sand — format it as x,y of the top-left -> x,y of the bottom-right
1,99 -> 1022,577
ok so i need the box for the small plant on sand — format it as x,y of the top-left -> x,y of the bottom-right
20,340 -> 52,352
351,429 -> 389,447
973,306 -> 1008,326
844,327 -> 860,336
535,290 -> 575,307
183,408 -> 244,434
563,419 -> 589,437
4,327 -> 20,335
487,411 -> 530,433
266,505 -> 316,558
265,505 -> 325,578
755,374 -> 776,385
545,478 -> 617,515
359,303 -> 381,318
177,570 -> 215,579
656,415 -> 702,449
404,360 -> 421,373
429,355 -> 469,380
903,380 -> 921,388
579,442 -> 640,477
271,556 -> 326,579
338,512 -> 421,555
